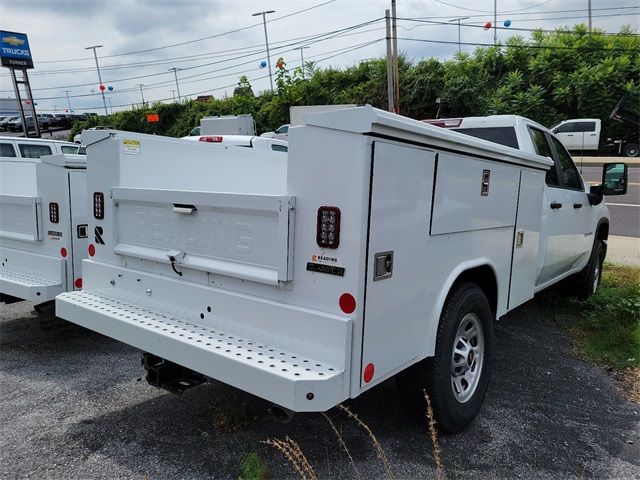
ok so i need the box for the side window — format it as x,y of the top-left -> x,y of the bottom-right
271,144 -> 288,152
0,143 -> 16,157
61,145 -> 79,154
547,135 -> 583,190
528,127 -> 558,186
18,144 -> 52,159
576,121 -> 596,132
277,125 -> 289,134
555,123 -> 575,133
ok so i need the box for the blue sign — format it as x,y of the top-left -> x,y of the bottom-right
0,31 -> 33,69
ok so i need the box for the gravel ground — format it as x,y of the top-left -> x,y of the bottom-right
1,298 -> 638,480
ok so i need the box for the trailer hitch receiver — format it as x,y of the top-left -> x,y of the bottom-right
142,353 -> 206,395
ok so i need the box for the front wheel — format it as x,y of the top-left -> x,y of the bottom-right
396,282 -> 494,433
573,240 -> 604,299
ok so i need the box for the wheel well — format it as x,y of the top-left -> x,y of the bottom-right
597,221 -> 609,241
453,265 -> 498,316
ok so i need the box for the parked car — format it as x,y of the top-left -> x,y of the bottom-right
8,115 -> 50,132
189,126 -> 201,136
1,116 -> 19,131
260,124 -> 290,140
0,136 -> 80,159
56,107 -> 626,433
181,134 -> 288,152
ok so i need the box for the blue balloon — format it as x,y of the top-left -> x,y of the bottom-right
260,60 -> 267,68
504,19 -> 511,27
107,85 -> 114,91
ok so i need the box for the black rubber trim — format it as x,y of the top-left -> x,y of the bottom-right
364,132 -> 549,172
428,153 -> 439,236
506,171 -> 523,311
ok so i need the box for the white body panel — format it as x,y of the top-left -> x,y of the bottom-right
58,107 -> 582,412
1,154 -> 87,302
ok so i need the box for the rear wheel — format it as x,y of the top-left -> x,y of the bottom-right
396,282 -> 494,433
623,142 -> 639,157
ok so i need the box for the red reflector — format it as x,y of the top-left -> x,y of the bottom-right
339,293 -> 356,314
364,363 -> 375,383
60,247 -> 67,258
199,136 -> 223,143
74,278 -> 82,288
88,244 -> 96,257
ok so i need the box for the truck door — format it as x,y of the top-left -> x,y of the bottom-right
579,121 -> 599,150
531,128 -> 592,285
362,141 -> 435,384
554,122 -> 580,150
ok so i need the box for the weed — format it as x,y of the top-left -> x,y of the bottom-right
239,451 -> 270,480
338,404 -> 394,479
262,437 -> 317,480
211,394 -> 254,432
322,412 -> 362,480
424,391 -> 445,480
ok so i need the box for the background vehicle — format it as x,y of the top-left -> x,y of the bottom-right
180,134 -> 288,152
260,124 -> 290,140
0,136 -> 79,158
200,114 -> 255,136
1,152 -> 87,310
551,118 -> 601,151
8,115 -> 50,132
56,107 -> 626,433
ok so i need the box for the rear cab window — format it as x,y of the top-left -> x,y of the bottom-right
18,143 -> 52,159
453,127 -> 519,149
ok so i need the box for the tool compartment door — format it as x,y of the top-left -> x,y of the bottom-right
362,141 -> 436,385
111,187 -> 295,286
69,170 -> 88,289
0,194 -> 43,243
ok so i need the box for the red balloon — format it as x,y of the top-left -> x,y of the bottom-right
99,84 -> 106,91
484,21 -> 492,30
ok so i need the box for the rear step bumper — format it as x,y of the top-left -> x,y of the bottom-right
56,290 -> 348,412
0,268 -> 64,302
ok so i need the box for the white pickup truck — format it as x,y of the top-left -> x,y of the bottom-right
55,107 -> 627,432
1,152 -> 88,311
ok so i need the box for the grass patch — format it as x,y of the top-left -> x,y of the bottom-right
239,451 -> 270,480
546,264 -> 640,370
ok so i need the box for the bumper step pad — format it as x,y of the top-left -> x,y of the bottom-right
0,268 -> 63,302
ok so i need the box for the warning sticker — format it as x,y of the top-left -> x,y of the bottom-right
123,139 -> 141,155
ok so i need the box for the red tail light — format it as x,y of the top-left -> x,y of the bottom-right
199,136 -> 223,143
93,192 -> 104,219
316,206 -> 340,249
49,202 -> 59,223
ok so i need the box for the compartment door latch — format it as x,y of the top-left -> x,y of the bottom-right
373,251 -> 394,281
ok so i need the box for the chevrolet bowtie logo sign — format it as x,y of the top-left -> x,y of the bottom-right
2,36 -> 25,46
0,31 -> 34,69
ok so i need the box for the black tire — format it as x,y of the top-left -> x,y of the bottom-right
396,282 -> 494,433
574,240 -> 604,299
623,143 -> 639,158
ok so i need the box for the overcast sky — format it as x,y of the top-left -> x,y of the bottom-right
1,0 -> 637,114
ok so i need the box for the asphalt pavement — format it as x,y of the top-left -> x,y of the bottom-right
0,300 -> 638,479
580,165 -> 640,238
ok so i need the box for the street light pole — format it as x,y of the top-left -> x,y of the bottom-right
252,10 -> 276,93
137,84 -> 145,106
449,17 -> 469,53
168,68 -> 182,102
294,46 -> 309,79
85,45 -> 108,115
64,90 -> 72,112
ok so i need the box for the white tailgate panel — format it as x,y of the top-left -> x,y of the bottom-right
508,170 -> 544,309
362,141 -> 435,384
431,153 -> 519,235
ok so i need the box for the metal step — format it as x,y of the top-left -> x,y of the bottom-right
56,290 -> 346,411
0,268 -> 64,302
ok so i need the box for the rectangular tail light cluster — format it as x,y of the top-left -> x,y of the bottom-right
49,202 -> 59,223
93,192 -> 104,219
199,136 -> 223,143
316,206 -> 340,249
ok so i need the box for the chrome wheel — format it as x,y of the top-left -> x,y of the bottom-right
451,313 -> 484,403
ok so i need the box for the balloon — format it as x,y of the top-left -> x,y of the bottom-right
107,85 -> 113,91
99,84 -> 106,91
483,21 -> 492,30
260,60 -> 267,68
504,19 -> 511,27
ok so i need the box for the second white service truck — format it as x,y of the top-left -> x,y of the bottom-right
56,106 -> 627,432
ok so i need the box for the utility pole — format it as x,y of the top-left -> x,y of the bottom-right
170,89 -> 176,102
588,0 -> 592,32
252,10 -> 276,93
294,46 -> 309,79
64,90 -> 72,112
385,9 -> 394,113
85,45 -> 109,116
494,0 -> 498,46
168,67 -> 182,102
391,0 -> 400,113
137,84 -> 145,106
449,16 -> 469,53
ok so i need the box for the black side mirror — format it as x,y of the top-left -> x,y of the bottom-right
552,128 -> 558,134
602,162 -> 628,196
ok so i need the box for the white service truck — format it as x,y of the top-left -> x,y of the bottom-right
1,153 -> 88,311
200,114 -> 256,136
55,107 -> 627,432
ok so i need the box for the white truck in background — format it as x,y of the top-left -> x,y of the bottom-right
56,107 -> 627,433
261,105 -> 358,140
1,152 -> 88,312
199,114 -> 256,136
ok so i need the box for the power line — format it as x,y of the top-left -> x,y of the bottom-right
432,0 -> 555,14
411,5 -> 640,20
